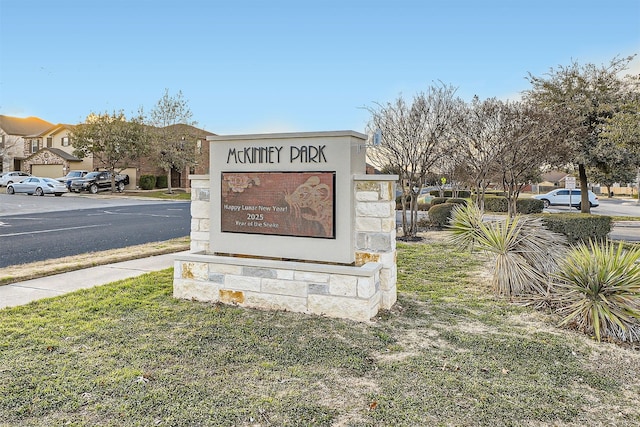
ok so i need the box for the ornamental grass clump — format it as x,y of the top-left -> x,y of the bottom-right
553,241 -> 640,342
449,203 -> 566,298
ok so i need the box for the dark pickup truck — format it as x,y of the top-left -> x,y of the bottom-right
69,171 -> 130,194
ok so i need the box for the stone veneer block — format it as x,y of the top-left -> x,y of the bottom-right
308,294 -> 374,322
225,275 -> 261,292
357,276 -> 376,299
261,278 -> 308,297
174,279 -> 219,302
190,231 -> 210,244
243,266 -> 277,279
244,292 -> 309,313
209,263 -> 243,275
355,251 -> 380,267
294,271 -> 330,283
381,290 -> 397,309
329,275 -> 358,297
191,200 -> 209,219
180,262 -> 208,281
356,191 -> 380,202
355,217 -> 382,232
356,201 -> 393,218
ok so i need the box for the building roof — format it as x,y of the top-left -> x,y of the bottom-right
24,147 -> 82,162
0,115 -> 54,136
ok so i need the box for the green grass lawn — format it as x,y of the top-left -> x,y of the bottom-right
1,240 -> 638,426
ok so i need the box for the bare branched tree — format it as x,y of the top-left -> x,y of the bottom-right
451,96 -> 509,211
493,101 -> 560,216
365,83 -> 462,238
148,89 -> 197,194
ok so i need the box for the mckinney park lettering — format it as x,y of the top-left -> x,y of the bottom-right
226,145 -> 327,164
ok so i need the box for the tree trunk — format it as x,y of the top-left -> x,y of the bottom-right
578,163 -> 590,213
166,171 -> 172,194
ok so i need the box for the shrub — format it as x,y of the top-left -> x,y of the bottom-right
139,175 -> 156,190
429,190 -> 472,198
428,203 -> 456,227
517,198 -> 544,214
483,195 -> 508,212
541,214 -> 612,244
156,175 -> 168,188
446,198 -> 468,206
449,203 -> 567,297
430,197 -> 448,206
552,241 -> 640,342
417,202 -> 431,211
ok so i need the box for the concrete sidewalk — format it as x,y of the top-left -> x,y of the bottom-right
0,252 -> 184,309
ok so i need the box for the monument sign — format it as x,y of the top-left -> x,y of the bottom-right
210,131 -> 366,264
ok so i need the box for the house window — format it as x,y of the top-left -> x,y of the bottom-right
196,139 -> 202,154
31,139 -> 39,153
61,136 -> 70,147
47,137 -> 53,147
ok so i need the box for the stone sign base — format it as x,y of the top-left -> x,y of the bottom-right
174,173 -> 397,322
174,253 -> 382,322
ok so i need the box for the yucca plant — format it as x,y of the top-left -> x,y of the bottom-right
553,241 -> 640,342
449,203 -> 566,297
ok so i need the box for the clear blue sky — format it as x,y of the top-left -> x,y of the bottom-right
1,0 -> 638,135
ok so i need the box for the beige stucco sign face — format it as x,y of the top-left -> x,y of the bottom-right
208,131 -> 366,264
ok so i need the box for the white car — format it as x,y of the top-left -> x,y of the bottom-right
6,177 -> 69,196
533,189 -> 599,209
0,171 -> 31,186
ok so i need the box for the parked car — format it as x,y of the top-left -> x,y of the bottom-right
6,177 -> 69,196
56,170 -> 89,189
69,171 -> 129,194
533,189 -> 599,209
0,171 -> 31,187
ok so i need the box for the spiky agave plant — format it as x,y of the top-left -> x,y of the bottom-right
553,241 -> 640,342
449,203 -> 566,297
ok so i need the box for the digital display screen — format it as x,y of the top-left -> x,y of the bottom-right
220,171 -> 336,239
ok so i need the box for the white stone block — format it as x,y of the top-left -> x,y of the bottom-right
191,200 -> 210,219
381,218 -> 396,232
173,279 -> 219,302
356,202 -> 392,218
190,241 -> 209,253
356,191 -> 379,202
294,271 -> 330,283
329,275 -> 357,297
262,279 -> 308,297
225,275 -> 261,291
275,269 -> 295,280
308,295 -> 375,322
357,276 -> 375,299
190,231 -> 209,243
355,217 -> 382,232
244,292 -> 309,313
381,288 -> 397,309
209,263 -> 243,275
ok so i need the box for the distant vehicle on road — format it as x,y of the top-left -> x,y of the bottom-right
56,170 -> 89,189
0,171 -> 31,187
6,177 -> 69,196
533,189 -> 599,209
70,171 -> 129,194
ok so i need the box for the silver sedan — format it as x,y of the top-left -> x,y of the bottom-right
7,177 -> 69,196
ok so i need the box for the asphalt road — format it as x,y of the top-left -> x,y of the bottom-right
0,194 -> 190,268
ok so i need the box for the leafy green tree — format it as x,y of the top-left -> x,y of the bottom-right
600,76 -> 640,201
71,111 -> 149,192
148,89 -> 198,194
524,55 -> 636,213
